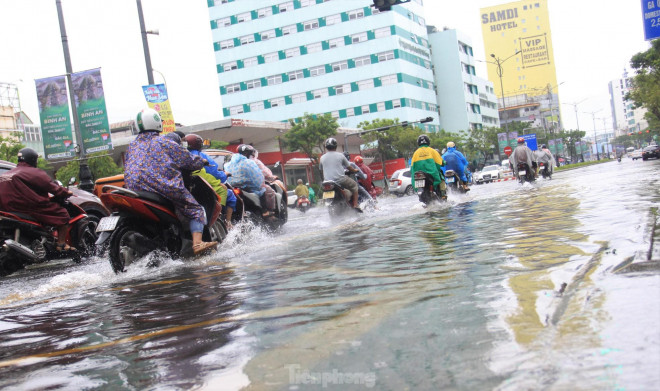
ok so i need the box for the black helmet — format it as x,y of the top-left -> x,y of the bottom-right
541,144 -> 547,149
163,132 -> 181,145
17,148 -> 38,167
237,144 -> 255,158
184,134 -> 204,151
343,151 -> 351,160
417,134 -> 430,146
325,137 -> 338,150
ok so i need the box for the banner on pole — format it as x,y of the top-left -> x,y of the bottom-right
35,76 -> 74,160
72,68 -> 112,154
548,139 -> 557,155
497,132 -> 508,155
142,84 -> 175,133
507,131 -> 518,149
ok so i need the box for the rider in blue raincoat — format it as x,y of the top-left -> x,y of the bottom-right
441,141 -> 470,191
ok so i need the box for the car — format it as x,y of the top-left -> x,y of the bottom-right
474,165 -> 500,184
631,149 -> 643,160
642,145 -> 660,160
0,160 -> 110,230
388,168 -> 413,196
287,190 -> 298,207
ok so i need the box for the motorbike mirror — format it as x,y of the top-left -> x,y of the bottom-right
274,161 -> 280,168
68,177 -> 76,186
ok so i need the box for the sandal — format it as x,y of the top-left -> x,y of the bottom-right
55,243 -> 76,252
193,241 -> 218,255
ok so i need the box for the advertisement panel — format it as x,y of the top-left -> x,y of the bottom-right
554,138 -> 564,155
142,84 -> 176,133
523,133 -> 538,150
548,138 -> 557,155
72,68 -> 112,154
507,131 -> 518,149
480,0 -> 558,99
642,0 -> 660,40
497,132 -> 508,155
369,158 -> 406,181
35,76 -> 75,159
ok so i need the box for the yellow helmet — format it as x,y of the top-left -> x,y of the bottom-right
447,141 -> 455,148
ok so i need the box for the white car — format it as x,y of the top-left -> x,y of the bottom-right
474,165 -> 501,184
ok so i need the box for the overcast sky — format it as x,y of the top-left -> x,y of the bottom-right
0,0 -> 650,134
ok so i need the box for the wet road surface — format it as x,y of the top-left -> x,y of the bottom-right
1,159 -> 659,390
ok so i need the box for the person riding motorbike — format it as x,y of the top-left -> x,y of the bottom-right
319,138 -> 361,212
0,148 -> 76,251
344,151 -> 372,203
124,108 -> 217,255
441,141 -> 470,191
306,183 -> 317,204
353,156 -> 381,197
411,134 -> 445,196
225,144 -> 276,217
509,137 -> 536,178
251,149 -> 278,182
534,144 -> 556,176
294,179 -> 309,199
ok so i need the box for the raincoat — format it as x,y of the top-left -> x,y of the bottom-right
193,168 -> 228,206
441,147 -> 469,182
411,145 -> 445,190
225,153 -> 265,196
0,162 -> 70,226
509,144 -> 535,176
125,132 -> 206,222
190,149 -> 236,207
294,184 -> 309,198
534,148 -> 556,173
190,149 -> 224,181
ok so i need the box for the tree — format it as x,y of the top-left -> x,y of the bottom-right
56,152 -> 123,184
209,140 -> 228,149
628,39 -> 660,122
282,113 -> 339,181
461,127 -> 498,165
0,133 -> 25,162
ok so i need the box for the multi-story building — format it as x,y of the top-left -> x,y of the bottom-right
426,27 -> 499,132
609,69 -> 648,137
207,0 -> 440,131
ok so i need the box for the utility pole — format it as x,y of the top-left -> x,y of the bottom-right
137,0 -> 154,85
490,51 -> 521,135
586,109 -> 603,160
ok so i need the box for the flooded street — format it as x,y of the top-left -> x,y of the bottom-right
1,159 -> 659,390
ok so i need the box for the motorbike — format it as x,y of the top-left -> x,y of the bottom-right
0,200 -> 98,277
413,171 -> 445,206
96,175 -> 227,274
296,195 -> 311,213
516,163 -> 536,184
539,162 -> 552,179
228,180 -> 288,231
444,169 -> 469,194
321,180 -> 358,218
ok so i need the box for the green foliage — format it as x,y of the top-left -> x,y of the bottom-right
628,39 -> 660,122
283,113 -> 339,163
209,140 -> 228,149
55,152 -> 123,183
554,129 -> 587,158
55,160 -> 80,184
0,133 -> 25,162
358,118 -> 402,161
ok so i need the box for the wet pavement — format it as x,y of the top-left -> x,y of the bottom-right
0,159 -> 659,390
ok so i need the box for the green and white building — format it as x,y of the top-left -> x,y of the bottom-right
207,0 -> 440,131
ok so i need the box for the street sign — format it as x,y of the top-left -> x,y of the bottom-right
504,146 -> 512,156
523,133 -> 538,150
641,0 -> 660,40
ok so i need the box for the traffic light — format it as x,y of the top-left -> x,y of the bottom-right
372,0 -> 411,12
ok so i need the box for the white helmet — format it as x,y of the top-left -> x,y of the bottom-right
135,108 -> 162,133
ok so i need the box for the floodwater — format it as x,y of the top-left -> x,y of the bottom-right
1,159 -> 659,390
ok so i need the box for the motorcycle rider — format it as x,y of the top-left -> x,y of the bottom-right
353,156 -> 381,198
441,141 -> 470,191
294,179 -> 309,199
411,134 -> 445,196
124,108 -> 217,255
225,144 -> 276,217
0,148 -> 75,251
509,137 -> 536,178
534,144 -> 556,177
319,138 -> 361,212
306,183 -> 317,204
344,151 -> 372,203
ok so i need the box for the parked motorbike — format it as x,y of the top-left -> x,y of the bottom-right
228,180 -> 287,231
413,171 -> 445,206
321,180 -> 358,217
516,163 -> 536,184
96,175 -> 227,273
444,169 -> 469,194
539,162 -> 552,179
296,195 -> 311,213
0,200 -> 97,277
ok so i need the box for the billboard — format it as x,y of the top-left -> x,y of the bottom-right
35,75 -> 75,160
480,0 -> 558,99
72,68 -> 112,154
642,0 -> 660,40
142,84 -> 176,133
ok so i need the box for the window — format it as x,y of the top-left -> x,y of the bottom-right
279,1 -> 294,12
240,34 -> 255,45
217,17 -> 231,27
378,50 -> 394,62
358,79 -> 374,90
374,27 -> 391,38
226,83 -> 240,93
223,61 -> 238,72
229,105 -> 244,115
270,97 -> 285,107
261,29 -> 276,40
282,24 -> 297,35
351,32 -> 367,43
392,99 -> 401,108
267,74 -> 282,85
285,47 -> 300,58
331,60 -> 348,71
306,42 -> 322,53
325,14 -> 341,25
257,7 -> 272,18
291,93 -> 306,103
348,9 -> 364,20
309,65 -> 326,77
361,104 -> 370,114
304,19 -> 319,30
246,79 -> 261,89
237,12 -> 250,23
250,101 -> 265,112
220,39 -> 234,49
264,52 -> 279,63
288,70 -> 303,81
418,16 -> 426,26
377,102 -> 385,112
331,111 -> 339,119
346,108 -> 355,117
313,88 -> 328,98
380,74 -> 397,85
354,55 -> 371,67
328,37 -> 345,48
300,0 -> 314,7
335,83 -> 350,95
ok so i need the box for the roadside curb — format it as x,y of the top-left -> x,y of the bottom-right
615,207 -> 660,273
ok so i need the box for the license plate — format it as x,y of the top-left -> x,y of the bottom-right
415,180 -> 425,188
520,170 -> 526,175
301,203 -> 308,207
323,191 -> 335,199
96,216 -> 120,232
446,177 -> 455,183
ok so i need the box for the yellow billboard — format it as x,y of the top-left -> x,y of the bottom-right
480,0 -> 558,100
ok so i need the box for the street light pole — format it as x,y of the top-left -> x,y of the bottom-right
490,50 -> 521,135
586,109 -> 602,160
136,0 -> 154,85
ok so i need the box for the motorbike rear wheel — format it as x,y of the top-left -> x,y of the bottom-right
109,224 -> 154,273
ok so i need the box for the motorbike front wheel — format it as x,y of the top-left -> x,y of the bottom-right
108,224 -> 154,273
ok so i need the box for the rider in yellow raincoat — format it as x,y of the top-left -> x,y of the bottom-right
411,134 -> 445,196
